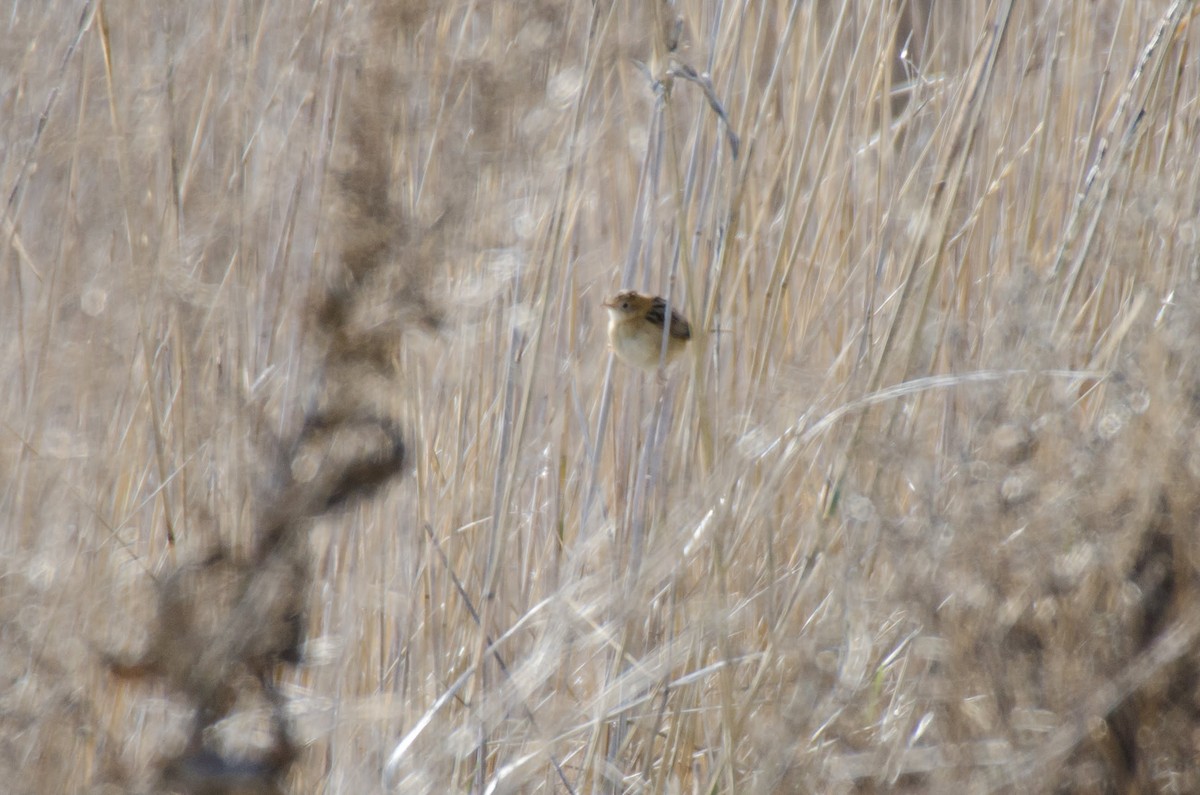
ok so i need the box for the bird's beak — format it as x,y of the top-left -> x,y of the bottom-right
602,296 -> 616,308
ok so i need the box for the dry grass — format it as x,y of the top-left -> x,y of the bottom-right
4,1 -> 1200,792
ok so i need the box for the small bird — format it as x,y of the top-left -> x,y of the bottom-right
603,290 -> 692,370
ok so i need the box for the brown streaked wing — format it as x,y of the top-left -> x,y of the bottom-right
647,296 -> 691,340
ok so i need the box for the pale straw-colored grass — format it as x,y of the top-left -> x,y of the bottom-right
4,1 -> 1200,792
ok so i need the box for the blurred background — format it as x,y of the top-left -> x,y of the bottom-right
4,1 -> 1200,792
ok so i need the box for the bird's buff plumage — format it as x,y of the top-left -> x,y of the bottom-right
603,290 -> 691,370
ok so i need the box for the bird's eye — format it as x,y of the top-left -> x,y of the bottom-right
621,301 -> 630,309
